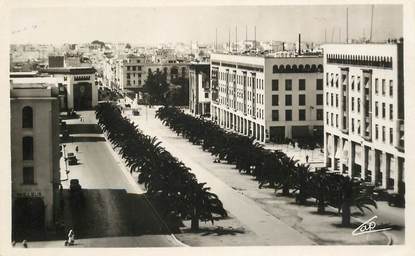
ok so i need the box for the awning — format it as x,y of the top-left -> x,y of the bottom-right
355,143 -> 362,165
390,156 -> 396,177
367,149 -> 375,171
335,138 -> 342,158
326,134 -> 332,155
342,141 -> 349,164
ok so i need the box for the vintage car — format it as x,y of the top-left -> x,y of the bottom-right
67,152 -> 78,165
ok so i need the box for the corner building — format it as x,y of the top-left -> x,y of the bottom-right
323,43 -> 404,193
210,53 -> 324,143
189,63 -> 211,116
10,78 -> 61,233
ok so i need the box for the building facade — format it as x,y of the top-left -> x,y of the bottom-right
41,67 -> 97,111
189,63 -> 210,116
10,78 -> 61,233
113,54 -> 190,93
210,53 -> 324,143
323,43 -> 404,193
117,54 -> 146,91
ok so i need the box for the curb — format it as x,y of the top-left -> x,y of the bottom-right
101,131 -> 189,247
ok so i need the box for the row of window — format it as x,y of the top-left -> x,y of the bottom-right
326,114 -> 395,145
126,80 -> 142,86
271,109 -> 324,121
272,79 -> 323,91
373,124 -> 394,144
325,93 -> 395,120
218,97 -> 265,119
219,71 -> 264,90
220,93 -> 324,108
272,94 -> 323,106
326,73 -> 394,98
219,88 -> 265,106
374,102 -> 394,120
126,73 -> 142,78
126,65 -> 143,71
374,78 -> 394,97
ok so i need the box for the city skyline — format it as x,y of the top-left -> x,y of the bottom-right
11,5 -> 402,45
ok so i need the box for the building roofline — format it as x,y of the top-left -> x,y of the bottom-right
40,67 -> 96,74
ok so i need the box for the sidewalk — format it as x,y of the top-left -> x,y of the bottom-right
128,105 -> 393,245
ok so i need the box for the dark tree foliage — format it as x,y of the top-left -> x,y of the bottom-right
143,70 -> 169,106
96,103 -> 227,231
156,106 -> 377,225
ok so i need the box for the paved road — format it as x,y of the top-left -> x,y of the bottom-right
55,110 -> 181,247
130,106 -> 315,245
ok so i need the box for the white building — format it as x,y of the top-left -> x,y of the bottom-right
323,43 -> 404,193
189,63 -> 210,116
10,78 -> 61,233
210,53 -> 324,143
113,54 -> 190,93
117,54 -> 146,91
41,67 -> 97,111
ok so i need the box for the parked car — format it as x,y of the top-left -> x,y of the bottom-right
132,109 -> 140,116
373,187 -> 389,201
387,193 -> 405,208
67,152 -> 78,165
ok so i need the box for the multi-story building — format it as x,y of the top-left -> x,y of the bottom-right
10,78 -> 61,233
117,54 -> 146,91
210,53 -> 324,143
189,63 -> 210,116
323,42 -> 404,193
143,62 -> 189,84
114,54 -> 190,93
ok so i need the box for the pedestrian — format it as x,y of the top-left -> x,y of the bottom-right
75,146 -> 79,153
67,229 -> 75,245
22,240 -> 28,248
306,155 -> 309,163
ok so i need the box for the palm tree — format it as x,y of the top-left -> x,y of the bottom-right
294,163 -> 312,205
96,103 -> 227,231
309,168 -> 332,214
182,182 -> 228,231
339,176 -> 377,226
276,153 -> 298,196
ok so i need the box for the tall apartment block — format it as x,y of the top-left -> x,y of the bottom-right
210,53 -> 324,143
323,42 -> 404,193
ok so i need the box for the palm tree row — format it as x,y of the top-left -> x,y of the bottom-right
95,102 -> 227,231
156,106 -> 377,226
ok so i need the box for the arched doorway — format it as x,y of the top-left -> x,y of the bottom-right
73,82 -> 92,110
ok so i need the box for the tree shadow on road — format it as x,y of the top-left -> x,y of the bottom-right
67,124 -> 102,134
181,226 -> 246,236
61,189 -> 178,240
61,136 -> 106,143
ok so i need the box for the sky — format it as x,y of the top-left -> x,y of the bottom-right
10,5 -> 402,45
